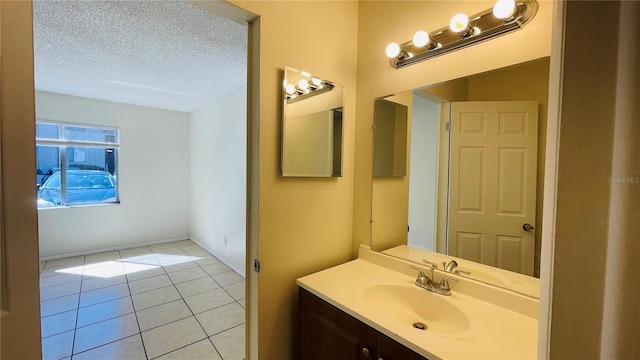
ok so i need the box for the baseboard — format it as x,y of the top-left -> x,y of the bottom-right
39,236 -> 190,262
190,237 -> 246,278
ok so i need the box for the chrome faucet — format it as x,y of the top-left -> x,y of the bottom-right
410,262 -> 458,296
443,260 -> 458,272
442,260 -> 471,276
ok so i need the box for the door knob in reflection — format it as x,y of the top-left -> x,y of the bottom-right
522,223 -> 535,232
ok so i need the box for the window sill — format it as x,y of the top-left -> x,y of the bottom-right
37,201 -> 120,210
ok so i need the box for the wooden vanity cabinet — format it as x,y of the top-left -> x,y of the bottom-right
377,333 -> 427,360
299,287 -> 427,360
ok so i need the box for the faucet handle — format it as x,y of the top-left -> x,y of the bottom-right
421,260 -> 437,279
410,265 -> 425,277
439,277 -> 458,291
454,269 -> 471,276
410,265 -> 430,286
422,259 -> 438,269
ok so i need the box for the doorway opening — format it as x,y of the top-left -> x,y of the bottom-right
33,1 -> 249,358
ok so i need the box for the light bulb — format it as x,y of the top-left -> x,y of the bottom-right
298,79 -> 309,90
449,13 -> 470,33
493,0 -> 516,19
285,84 -> 296,95
412,30 -> 430,47
311,77 -> 322,86
385,43 -> 401,58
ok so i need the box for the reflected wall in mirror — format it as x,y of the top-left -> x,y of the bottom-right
371,58 -> 550,298
373,99 -> 408,177
281,67 -> 344,177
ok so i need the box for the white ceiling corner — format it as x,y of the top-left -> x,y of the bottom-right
33,0 -> 247,112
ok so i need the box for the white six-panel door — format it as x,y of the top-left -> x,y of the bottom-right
448,101 -> 538,275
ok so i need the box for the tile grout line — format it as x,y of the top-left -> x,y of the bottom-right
133,296 -> 243,334
132,253 -> 199,359
69,253 -> 138,358
69,252 -> 147,357
40,275 -> 126,305
190,250 -> 245,360
160,247 -> 226,360
68,254 -> 87,359
120,247 -> 151,360
162,255 -> 222,359
208,322 -> 245,338
71,334 -> 141,359
74,306 -> 136,332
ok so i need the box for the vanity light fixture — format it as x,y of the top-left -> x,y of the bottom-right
493,0 -> 517,20
298,79 -> 310,91
413,30 -> 440,50
285,83 -> 296,95
385,0 -> 538,69
284,72 -> 335,104
449,13 -> 478,37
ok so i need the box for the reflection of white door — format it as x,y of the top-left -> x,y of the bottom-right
448,101 -> 537,275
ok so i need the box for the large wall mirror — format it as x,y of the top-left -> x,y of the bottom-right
281,67 -> 344,177
371,57 -> 550,298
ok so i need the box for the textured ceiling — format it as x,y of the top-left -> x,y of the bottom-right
33,0 -> 247,112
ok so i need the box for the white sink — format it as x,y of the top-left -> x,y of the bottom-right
363,283 -> 470,336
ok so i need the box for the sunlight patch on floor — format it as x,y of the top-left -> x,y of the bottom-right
55,255 -> 202,278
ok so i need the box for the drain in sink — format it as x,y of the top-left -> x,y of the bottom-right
413,322 -> 427,330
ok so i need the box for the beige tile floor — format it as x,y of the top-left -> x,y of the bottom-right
39,240 -> 245,360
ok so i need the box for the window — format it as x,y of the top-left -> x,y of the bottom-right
36,121 -> 120,208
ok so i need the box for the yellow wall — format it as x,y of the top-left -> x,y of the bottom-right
353,0 -> 553,255
425,78 -> 469,102
227,1 -> 359,359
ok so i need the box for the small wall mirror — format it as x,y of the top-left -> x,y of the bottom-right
281,67 -> 344,177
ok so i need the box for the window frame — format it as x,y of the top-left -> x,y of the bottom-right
36,120 -> 121,208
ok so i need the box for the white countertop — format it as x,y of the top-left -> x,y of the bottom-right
297,248 -> 538,359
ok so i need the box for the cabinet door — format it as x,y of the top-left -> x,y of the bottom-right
378,333 -> 428,360
300,288 -> 377,360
